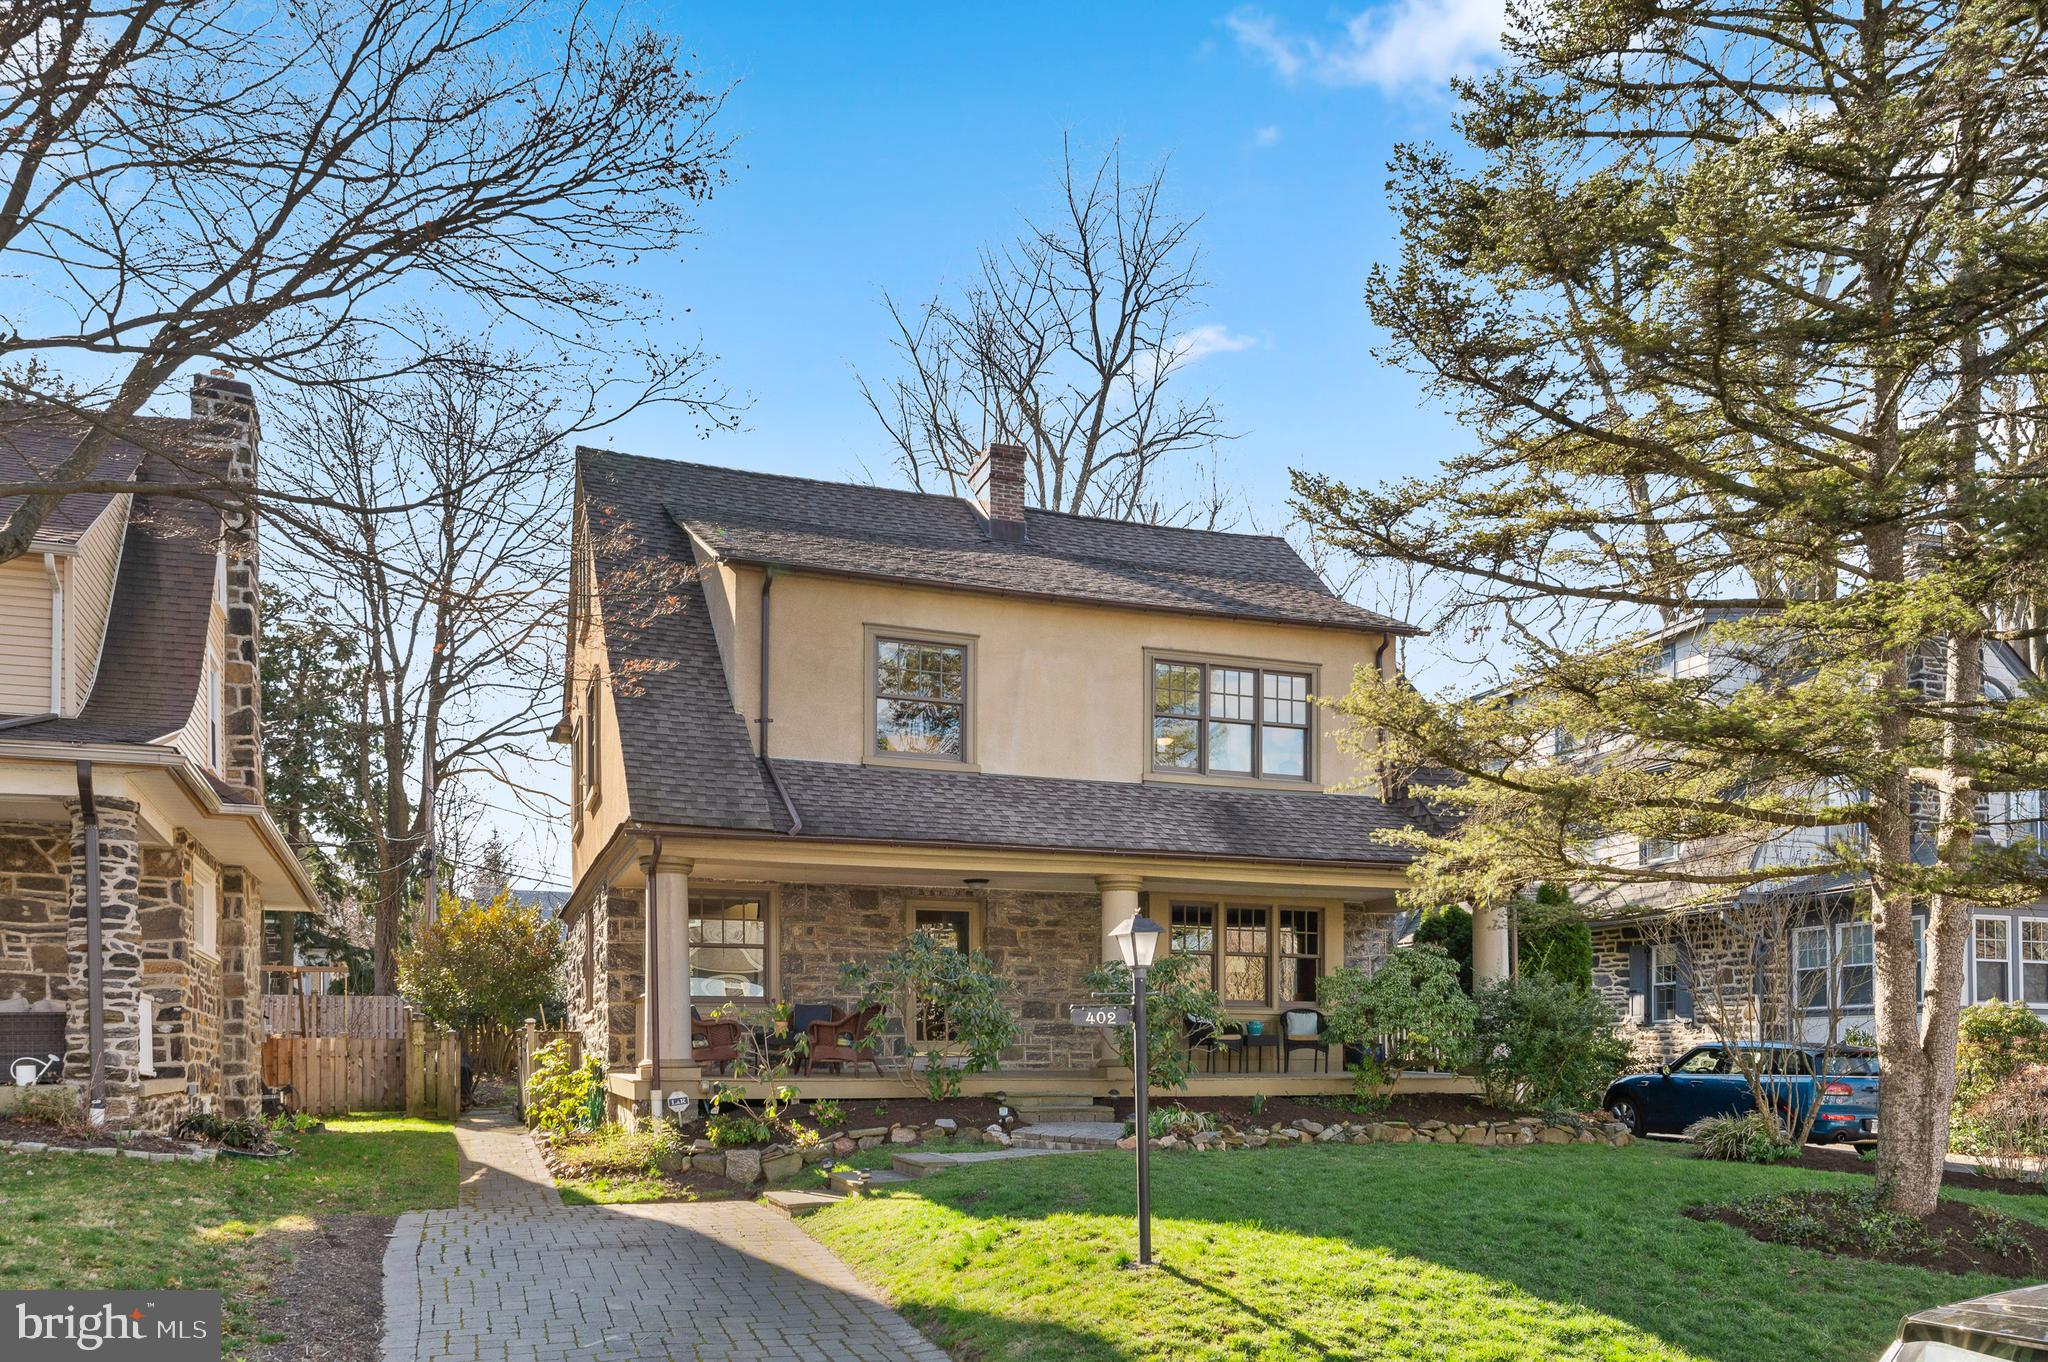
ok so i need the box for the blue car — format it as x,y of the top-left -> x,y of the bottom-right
1602,1042 -> 1880,1143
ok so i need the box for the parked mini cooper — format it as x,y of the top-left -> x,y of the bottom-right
1601,1042 -> 1879,1142
1880,1282 -> 2048,1361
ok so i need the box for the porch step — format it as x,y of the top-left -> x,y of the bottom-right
762,1189 -> 841,1219
1004,1093 -> 1112,1125
1010,1121 -> 1127,1151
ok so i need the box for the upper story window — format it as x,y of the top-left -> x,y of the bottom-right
580,675 -> 602,801
192,861 -> 219,957
1150,658 -> 1311,781
205,646 -> 224,773
871,631 -> 972,763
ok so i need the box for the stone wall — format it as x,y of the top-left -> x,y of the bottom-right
777,884 -> 1105,1071
1343,907 -> 1400,973
0,821 -> 70,1014
1590,921 -> 1723,1061
218,867 -> 262,1115
65,799 -> 144,1124
192,372 -> 265,802
564,885 -> 645,1070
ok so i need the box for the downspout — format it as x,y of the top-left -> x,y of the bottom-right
645,834 -> 663,1122
1372,635 -> 1392,801
76,760 -> 105,1127
757,571 -> 804,835
44,553 -> 64,714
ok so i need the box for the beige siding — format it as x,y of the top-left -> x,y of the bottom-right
0,557 -> 54,716
174,594 -> 227,768
66,494 -> 129,713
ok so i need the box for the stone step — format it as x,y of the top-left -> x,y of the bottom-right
1005,1092 -> 1104,1109
828,1167 -> 914,1194
762,1189 -> 842,1219
1009,1121 -> 1127,1151
1004,1105 -> 1109,1125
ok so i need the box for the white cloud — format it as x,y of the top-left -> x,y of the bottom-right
1253,123 -> 1283,147
1167,324 -> 1260,368
1225,0 -> 1505,94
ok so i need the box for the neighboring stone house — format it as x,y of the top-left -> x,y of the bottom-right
556,444 -> 1444,1119
1572,615 -> 2048,1061
0,377 -> 316,1130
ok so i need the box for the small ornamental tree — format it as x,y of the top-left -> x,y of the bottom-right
399,891 -> 566,1074
1085,952 -> 1227,1092
1318,945 -> 1478,1078
843,932 -> 1017,1100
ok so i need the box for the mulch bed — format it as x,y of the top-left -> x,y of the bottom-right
0,1116 -> 194,1154
1118,1093 -> 1522,1127
1687,1189 -> 2048,1277
250,1214 -> 394,1362
1785,1143 -> 2045,1196
672,1094 -> 1004,1141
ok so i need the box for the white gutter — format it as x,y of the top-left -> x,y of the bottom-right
0,736 -> 321,911
42,553 -> 64,714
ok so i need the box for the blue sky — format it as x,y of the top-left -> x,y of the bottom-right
599,2 -> 1495,534
518,2 -> 1508,889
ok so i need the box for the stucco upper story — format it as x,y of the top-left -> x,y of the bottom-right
561,445 -> 1440,888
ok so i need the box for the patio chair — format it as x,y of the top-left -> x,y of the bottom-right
692,1013 -> 743,1075
1279,1007 -> 1329,1072
803,1003 -> 885,1077
1183,1013 -> 1239,1073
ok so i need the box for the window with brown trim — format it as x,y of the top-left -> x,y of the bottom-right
1224,907 -> 1272,1005
1169,901 -> 1323,1009
1151,660 -> 1310,780
873,635 -> 970,761
1279,909 -> 1322,1004
1170,903 -> 1217,981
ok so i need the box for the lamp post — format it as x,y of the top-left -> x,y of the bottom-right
1110,912 -> 1164,1266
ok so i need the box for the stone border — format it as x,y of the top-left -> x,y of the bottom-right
536,1117 -> 987,1189
1121,1113 -> 1636,1151
0,1134 -> 217,1163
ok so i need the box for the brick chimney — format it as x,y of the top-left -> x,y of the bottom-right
190,371 -> 264,802
969,443 -> 1028,543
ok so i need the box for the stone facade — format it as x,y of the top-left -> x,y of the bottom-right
564,884 -> 644,1068
193,373 -> 265,802
1343,907 -> 1400,973
0,822 -> 70,1012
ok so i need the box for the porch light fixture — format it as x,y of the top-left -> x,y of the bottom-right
1112,911 -> 1164,1266
963,877 -> 990,889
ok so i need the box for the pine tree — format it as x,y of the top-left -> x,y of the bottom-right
1298,0 -> 2048,1212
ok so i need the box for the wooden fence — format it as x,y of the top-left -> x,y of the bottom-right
260,1009 -> 460,1118
262,994 -> 408,1038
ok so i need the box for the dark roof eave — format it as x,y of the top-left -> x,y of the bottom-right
699,547 -> 1426,637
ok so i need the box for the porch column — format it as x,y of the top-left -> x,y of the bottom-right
1473,900 -> 1511,984
1097,875 -> 1144,963
642,854 -> 695,1112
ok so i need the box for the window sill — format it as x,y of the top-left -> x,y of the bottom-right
191,947 -> 219,965
864,753 -> 980,774
1144,771 -> 1318,793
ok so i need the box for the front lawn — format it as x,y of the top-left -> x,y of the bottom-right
0,1114 -> 457,1357
807,1139 -> 2048,1362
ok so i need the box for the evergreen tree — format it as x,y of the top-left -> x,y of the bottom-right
1298,0 -> 2048,1212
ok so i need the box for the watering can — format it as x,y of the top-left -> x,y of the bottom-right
9,1054 -> 59,1086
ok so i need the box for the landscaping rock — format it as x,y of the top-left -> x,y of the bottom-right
1295,1120 -> 1325,1135
849,1127 -> 889,1140
724,1149 -> 764,1185
1116,1135 -> 1139,1150
761,1149 -> 803,1184
800,1143 -> 832,1164
1537,1126 -> 1573,1144
889,1127 -> 918,1145
691,1138 -> 717,1154
831,1137 -> 857,1155
1316,1126 -> 1346,1143
1458,1127 -> 1491,1146
691,1153 -> 725,1176
934,1118 -> 957,1131
1246,1133 -> 1269,1148
984,1125 -> 1011,1146
856,1136 -> 882,1151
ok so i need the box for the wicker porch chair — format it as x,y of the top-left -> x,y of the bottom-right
803,1003 -> 885,1077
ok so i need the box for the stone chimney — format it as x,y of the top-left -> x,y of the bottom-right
969,443 -> 1028,543
190,371 -> 264,802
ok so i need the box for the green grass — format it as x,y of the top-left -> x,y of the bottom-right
558,1171 -> 679,1205
807,1139 -> 2048,1362
789,1134 -> 995,1191
0,1114 -> 456,1355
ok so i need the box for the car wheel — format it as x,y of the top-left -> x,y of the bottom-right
1609,1095 -> 1645,1137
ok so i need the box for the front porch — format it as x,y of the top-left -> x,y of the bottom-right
560,834 -> 1477,1118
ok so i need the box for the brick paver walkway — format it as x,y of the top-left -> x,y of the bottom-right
382,1109 -> 949,1362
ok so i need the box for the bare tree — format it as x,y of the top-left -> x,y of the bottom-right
0,0 -> 732,559
857,140 -> 1237,526
269,345 -> 582,993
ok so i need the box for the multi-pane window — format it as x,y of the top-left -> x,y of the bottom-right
1151,660 -> 1311,780
1836,922 -> 1875,1010
1650,949 -> 1679,1020
874,637 -> 968,760
2023,920 -> 2048,1006
1975,917 -> 2012,1001
1170,902 -> 1322,1008
689,895 -> 767,999
1278,909 -> 1321,1004
1793,926 -> 1829,1010
1639,838 -> 1679,866
1224,907 -> 1271,1006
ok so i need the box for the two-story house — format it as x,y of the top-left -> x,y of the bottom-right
1574,614 -> 2048,1058
556,444 -> 1454,1119
0,376 -> 315,1131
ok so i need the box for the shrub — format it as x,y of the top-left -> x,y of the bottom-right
1413,907 -> 1474,991
811,1098 -> 845,1130
552,1122 -> 685,1177
1318,945 -> 1477,1076
1686,1110 -> 1800,1164
705,1111 -> 772,1148
1954,1062 -> 2048,1180
1516,885 -> 1593,990
1144,1105 -> 1215,1140
400,891 -> 566,1072
843,932 -> 1018,1100
1470,974 -> 1631,1111
1955,1001 -> 2048,1111
1084,951 -> 1227,1092
526,1039 -> 603,1134
176,1112 -> 272,1150
7,1085 -> 83,1131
